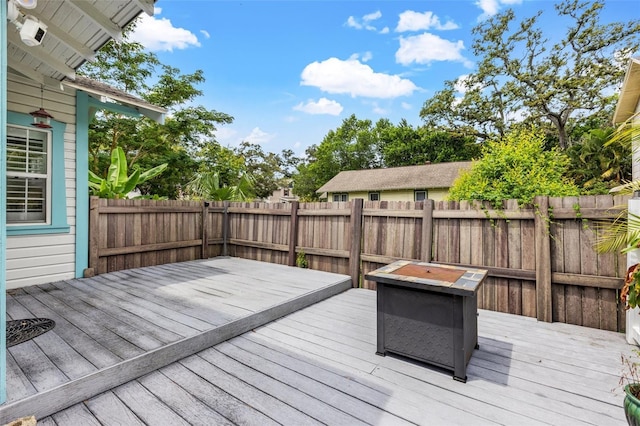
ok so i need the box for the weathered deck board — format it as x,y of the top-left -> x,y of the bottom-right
5,262 -> 634,426
38,289 -> 633,425
1,257 -> 351,423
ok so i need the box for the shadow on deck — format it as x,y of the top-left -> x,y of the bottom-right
1,257 -> 351,423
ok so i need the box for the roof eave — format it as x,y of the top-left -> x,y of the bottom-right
613,57 -> 640,124
62,79 -> 167,124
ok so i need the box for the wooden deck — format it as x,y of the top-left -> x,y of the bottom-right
2,259 -> 635,425
1,257 -> 352,423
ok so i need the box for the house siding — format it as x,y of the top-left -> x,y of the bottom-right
6,74 -> 76,289
329,188 -> 451,202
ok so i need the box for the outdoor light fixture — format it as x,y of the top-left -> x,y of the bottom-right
6,0 -> 47,47
30,85 -> 54,129
14,0 -> 37,9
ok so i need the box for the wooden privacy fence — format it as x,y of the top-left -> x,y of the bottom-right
87,194 -> 629,331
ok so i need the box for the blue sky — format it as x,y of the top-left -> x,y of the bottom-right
129,0 -> 635,156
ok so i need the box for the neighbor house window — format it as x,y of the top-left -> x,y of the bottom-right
415,190 -> 427,201
369,192 -> 380,201
6,124 -> 50,224
332,193 -> 348,202
283,188 -> 290,196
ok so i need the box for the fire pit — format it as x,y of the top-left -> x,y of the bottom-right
365,260 -> 487,382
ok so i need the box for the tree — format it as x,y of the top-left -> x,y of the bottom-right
292,115 -> 382,200
79,24 -> 233,199
378,119 -> 480,167
420,0 -> 640,148
235,142 -> 292,200
448,127 -> 579,206
566,127 -> 631,193
186,171 -> 255,201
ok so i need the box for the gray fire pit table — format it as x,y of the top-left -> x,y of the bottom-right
365,260 -> 487,382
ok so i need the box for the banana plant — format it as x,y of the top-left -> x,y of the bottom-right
186,170 -> 255,201
88,147 -> 167,199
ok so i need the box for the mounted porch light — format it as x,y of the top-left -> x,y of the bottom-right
30,85 -> 54,128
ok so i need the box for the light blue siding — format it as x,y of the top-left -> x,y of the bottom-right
75,91 -> 89,277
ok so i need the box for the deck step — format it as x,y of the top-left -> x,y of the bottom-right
0,277 -> 351,423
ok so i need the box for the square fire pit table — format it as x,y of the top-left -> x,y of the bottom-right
365,260 -> 487,382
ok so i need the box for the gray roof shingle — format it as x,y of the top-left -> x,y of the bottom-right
316,161 -> 472,193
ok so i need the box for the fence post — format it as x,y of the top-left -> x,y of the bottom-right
534,195 -> 552,322
288,201 -> 300,266
421,199 -> 434,262
222,201 -> 229,256
201,201 -> 209,259
349,198 -> 364,288
85,196 -> 100,277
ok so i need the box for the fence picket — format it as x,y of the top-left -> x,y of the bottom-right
87,195 -> 627,331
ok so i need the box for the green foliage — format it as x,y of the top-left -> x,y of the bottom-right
420,0 -> 640,148
448,127 -> 579,207
378,119 -> 480,167
595,117 -> 640,254
88,147 -> 167,199
566,127 -> 631,192
235,142 -> 298,200
292,115 -> 382,201
296,250 -> 308,268
80,23 -> 234,199
292,115 -> 481,200
186,171 -> 255,201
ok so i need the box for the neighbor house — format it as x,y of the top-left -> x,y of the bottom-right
2,4 -> 165,287
316,161 -> 472,202
265,185 -> 299,204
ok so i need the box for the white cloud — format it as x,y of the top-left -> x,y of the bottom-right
346,16 -> 362,29
294,142 -> 301,148
130,10 -> 200,51
244,127 -> 275,145
200,30 -> 210,39
215,127 -> 238,145
216,126 -> 275,146
372,103 -> 387,115
361,51 -> 373,62
401,102 -> 412,110
294,98 -> 343,116
380,27 -> 390,34
396,11 -> 459,32
346,10 -> 383,32
301,57 -> 418,99
363,11 -> 382,22
396,33 -> 471,67
284,115 -> 298,123
475,0 -> 523,20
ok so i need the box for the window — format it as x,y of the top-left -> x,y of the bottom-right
369,192 -> 380,201
7,125 -> 50,224
283,188 -> 290,196
415,190 -> 427,201
332,193 -> 348,202
6,111 -> 69,235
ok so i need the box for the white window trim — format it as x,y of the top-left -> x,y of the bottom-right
332,193 -> 348,202
415,190 -> 427,202
6,123 -> 52,225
